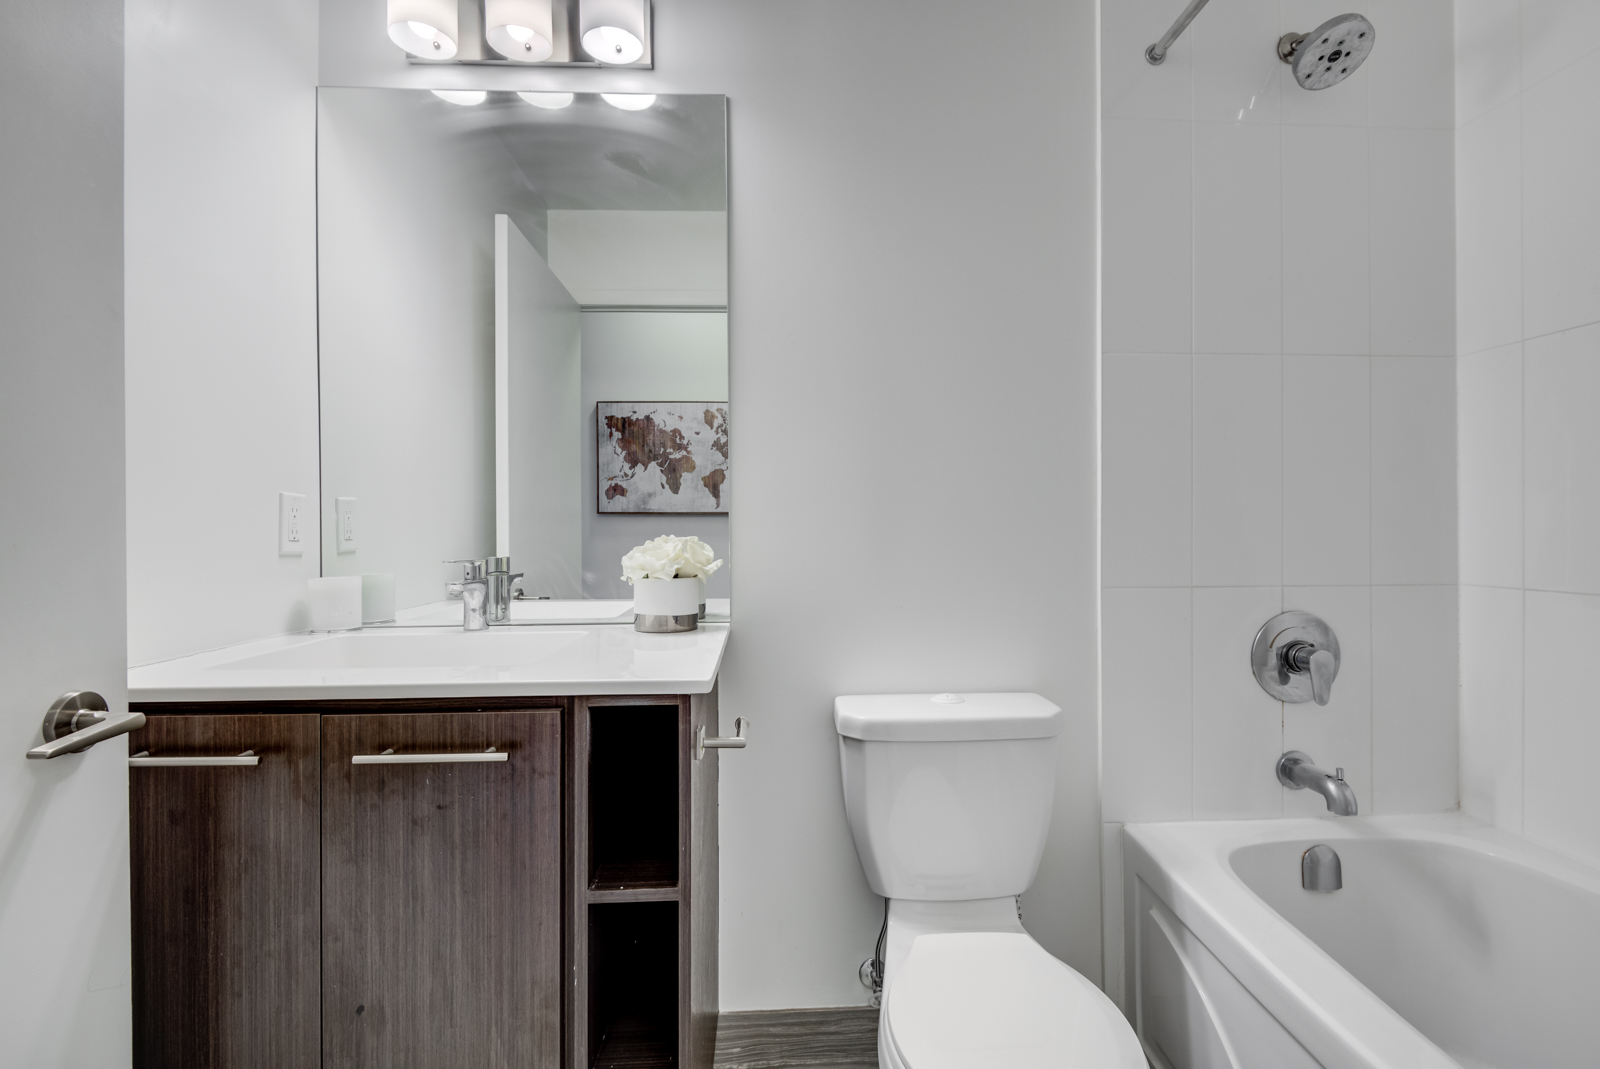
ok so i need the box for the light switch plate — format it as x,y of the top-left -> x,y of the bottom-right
279,491 -> 307,556
336,496 -> 357,554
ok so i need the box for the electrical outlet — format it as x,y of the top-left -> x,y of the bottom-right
336,496 -> 357,554
279,491 -> 307,556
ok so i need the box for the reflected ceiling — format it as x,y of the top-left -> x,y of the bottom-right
417,91 -> 726,211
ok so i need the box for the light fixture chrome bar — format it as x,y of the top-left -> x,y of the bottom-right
1146,0 -> 1214,64
353,747 -> 508,765
130,750 -> 260,767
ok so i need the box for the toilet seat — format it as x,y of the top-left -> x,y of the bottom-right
884,932 -> 1145,1069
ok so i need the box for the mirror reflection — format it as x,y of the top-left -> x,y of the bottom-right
316,89 -> 729,626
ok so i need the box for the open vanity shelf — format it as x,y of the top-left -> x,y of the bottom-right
125,688 -> 719,1069
569,697 -> 717,1069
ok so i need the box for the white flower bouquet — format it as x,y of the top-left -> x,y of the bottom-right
622,536 -> 722,632
620,535 -> 724,585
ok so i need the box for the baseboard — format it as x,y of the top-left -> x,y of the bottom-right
713,1005 -> 880,1069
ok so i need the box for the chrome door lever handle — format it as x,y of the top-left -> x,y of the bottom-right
26,691 -> 146,760
696,717 -> 748,760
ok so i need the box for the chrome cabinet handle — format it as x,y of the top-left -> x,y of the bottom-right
130,750 -> 260,767
696,717 -> 748,760
353,747 -> 507,765
26,692 -> 146,760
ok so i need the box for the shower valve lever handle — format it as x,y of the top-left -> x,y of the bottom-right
1309,649 -> 1336,706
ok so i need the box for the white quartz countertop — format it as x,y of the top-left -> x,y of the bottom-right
128,622 -> 729,703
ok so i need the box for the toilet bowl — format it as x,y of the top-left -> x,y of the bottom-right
835,693 -> 1144,1068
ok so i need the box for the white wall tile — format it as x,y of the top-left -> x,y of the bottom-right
1283,357 -> 1371,585
1102,120 -> 1193,355
1372,357 -> 1458,584
1455,0 -> 1522,125
1524,322 -> 1600,595
1104,355 -> 1192,587
1194,123 -> 1283,354
1521,48 -> 1600,338
1283,585 -> 1374,816
1372,584 -> 1459,812
1193,586 -> 1285,818
1102,0 -> 1193,122
1190,0 -> 1282,124
1523,590 -> 1600,867
1361,0 -> 1455,130
1519,0 -> 1600,90
1193,355 -> 1283,585
1103,588 -> 1194,823
1459,584 -> 1523,829
1457,342 -> 1523,587
1455,100 -> 1522,355
1370,128 -> 1456,356
1282,125 -> 1371,356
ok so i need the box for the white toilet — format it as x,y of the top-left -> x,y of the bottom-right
835,692 -> 1146,1069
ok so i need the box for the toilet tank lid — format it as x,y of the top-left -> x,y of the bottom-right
833,692 -> 1063,742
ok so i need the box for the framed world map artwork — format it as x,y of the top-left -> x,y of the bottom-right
597,402 -> 729,514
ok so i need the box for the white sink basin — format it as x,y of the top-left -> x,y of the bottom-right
218,629 -> 587,671
127,622 -> 731,702
392,599 -> 635,627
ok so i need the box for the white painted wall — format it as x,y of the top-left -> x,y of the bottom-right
1099,0 -> 1458,1007
498,214 -> 584,598
320,0 -> 1102,1009
580,312 -> 730,600
125,0 -> 322,665
549,210 -> 728,306
317,89 -> 548,608
1,0 -> 131,1061
1456,0 -> 1600,869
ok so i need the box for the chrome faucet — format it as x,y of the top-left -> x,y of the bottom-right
1277,751 -> 1358,816
445,559 -> 490,631
485,556 -> 525,624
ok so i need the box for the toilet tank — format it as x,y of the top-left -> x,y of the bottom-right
834,693 -> 1064,901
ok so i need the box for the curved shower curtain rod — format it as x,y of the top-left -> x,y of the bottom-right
1145,0 -> 1213,65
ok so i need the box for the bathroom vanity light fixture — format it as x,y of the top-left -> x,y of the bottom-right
432,89 -> 488,105
388,0 -> 459,59
601,92 -> 655,111
391,0 -> 652,67
579,0 -> 647,64
485,0 -> 554,62
518,91 -> 574,109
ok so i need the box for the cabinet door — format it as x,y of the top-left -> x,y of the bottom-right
321,709 -> 562,1069
129,713 -> 321,1069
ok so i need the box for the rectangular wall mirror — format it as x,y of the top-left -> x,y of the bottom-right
316,88 -> 729,625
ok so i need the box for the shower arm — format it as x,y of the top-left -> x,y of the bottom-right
1145,0 -> 1214,65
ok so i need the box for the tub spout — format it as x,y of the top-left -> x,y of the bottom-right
1277,751 -> 1358,816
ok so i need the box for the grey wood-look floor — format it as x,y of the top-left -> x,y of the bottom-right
713,1006 -> 879,1069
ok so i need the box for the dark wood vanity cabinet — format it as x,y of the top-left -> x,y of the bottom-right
128,714 -> 321,1069
321,708 -> 562,1069
127,690 -> 718,1069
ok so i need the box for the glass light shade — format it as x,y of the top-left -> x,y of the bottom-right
387,0 -> 458,59
432,89 -> 488,106
486,0 -> 554,62
578,0 -> 647,64
518,92 -> 575,109
601,93 -> 655,111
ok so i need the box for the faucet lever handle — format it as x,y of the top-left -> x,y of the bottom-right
1309,649 -> 1336,706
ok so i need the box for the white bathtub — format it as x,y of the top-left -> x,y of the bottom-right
1122,814 -> 1600,1069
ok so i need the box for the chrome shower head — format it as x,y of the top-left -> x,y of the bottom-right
1278,13 -> 1376,90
